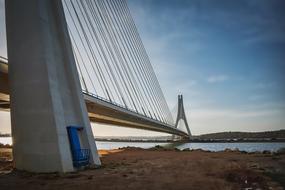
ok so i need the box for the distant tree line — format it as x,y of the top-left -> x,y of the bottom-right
0,133 -> 11,137
196,130 -> 285,140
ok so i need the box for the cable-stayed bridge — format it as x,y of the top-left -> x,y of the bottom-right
0,59 -> 188,136
1,0 -> 191,173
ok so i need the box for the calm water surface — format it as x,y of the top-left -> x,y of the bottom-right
1,137 -> 284,152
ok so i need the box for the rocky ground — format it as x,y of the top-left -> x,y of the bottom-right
0,146 -> 284,190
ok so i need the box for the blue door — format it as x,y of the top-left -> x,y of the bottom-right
67,126 -> 81,151
67,126 -> 90,167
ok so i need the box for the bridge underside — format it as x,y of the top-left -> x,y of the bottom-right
85,94 -> 188,136
0,61 -> 188,137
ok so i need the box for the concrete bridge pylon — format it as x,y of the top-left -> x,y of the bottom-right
174,95 -> 192,140
6,0 -> 100,172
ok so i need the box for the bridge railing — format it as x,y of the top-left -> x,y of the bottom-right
0,59 -> 174,128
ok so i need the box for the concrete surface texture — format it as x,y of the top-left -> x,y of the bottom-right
5,0 -> 100,172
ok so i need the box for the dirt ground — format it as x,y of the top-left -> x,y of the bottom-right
0,147 -> 284,190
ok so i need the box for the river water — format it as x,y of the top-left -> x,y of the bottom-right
1,137 -> 284,152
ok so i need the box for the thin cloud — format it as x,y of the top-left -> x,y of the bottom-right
207,75 -> 229,83
191,108 -> 280,119
255,82 -> 276,89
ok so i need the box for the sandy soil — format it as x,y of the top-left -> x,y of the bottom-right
0,147 -> 284,190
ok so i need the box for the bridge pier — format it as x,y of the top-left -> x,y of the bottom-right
6,0 -> 100,172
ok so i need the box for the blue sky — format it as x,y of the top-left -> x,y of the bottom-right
126,0 -> 285,134
0,0 -> 285,135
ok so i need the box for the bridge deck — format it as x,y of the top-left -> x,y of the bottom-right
0,60 -> 188,137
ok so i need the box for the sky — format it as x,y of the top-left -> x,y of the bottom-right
0,0 -> 285,136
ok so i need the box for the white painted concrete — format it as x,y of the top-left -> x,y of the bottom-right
5,0 -> 100,172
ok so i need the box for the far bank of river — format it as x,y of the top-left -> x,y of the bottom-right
1,137 -> 285,152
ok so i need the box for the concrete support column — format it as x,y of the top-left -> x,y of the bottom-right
6,0 -> 101,172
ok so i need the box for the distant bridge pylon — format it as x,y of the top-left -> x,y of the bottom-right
174,95 -> 192,139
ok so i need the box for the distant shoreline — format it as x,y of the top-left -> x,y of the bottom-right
2,129 -> 285,143
1,136 -> 285,143
95,138 -> 285,143
95,129 -> 285,142
0,134 -> 11,137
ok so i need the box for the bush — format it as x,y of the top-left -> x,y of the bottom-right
276,147 -> 285,155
